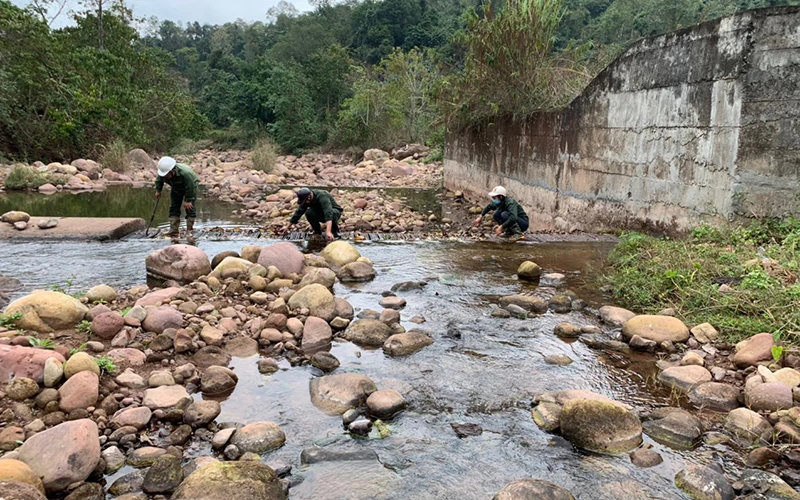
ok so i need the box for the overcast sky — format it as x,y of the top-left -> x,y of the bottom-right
11,0 -> 313,26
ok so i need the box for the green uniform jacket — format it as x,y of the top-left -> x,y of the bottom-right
154,164 -> 198,202
481,196 -> 529,230
290,189 -> 342,224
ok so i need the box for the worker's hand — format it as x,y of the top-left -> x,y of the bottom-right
155,192 -> 161,199
325,230 -> 335,241
183,201 -> 194,211
494,226 -> 504,236
278,224 -> 290,235
472,216 -> 482,226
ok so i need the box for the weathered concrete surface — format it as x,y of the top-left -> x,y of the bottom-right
445,7 -> 800,233
0,217 -> 146,241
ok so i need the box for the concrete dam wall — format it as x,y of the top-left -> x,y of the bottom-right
444,7 -> 800,233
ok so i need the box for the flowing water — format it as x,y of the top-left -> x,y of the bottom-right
0,188 -> 736,499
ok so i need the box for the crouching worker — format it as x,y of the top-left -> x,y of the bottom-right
155,156 -> 199,238
279,188 -> 342,240
472,185 -> 529,237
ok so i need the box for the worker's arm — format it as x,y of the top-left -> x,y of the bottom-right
480,203 -> 494,216
154,176 -> 164,197
289,205 -> 307,225
319,194 -> 335,222
183,173 -> 197,202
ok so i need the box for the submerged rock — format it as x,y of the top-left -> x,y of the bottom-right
309,373 -> 377,415
171,461 -> 285,500
642,408 -> 703,450
230,422 -> 286,454
674,464 -> 734,500
344,319 -> 393,347
383,331 -> 433,356
493,479 -> 575,500
559,399 -> 642,453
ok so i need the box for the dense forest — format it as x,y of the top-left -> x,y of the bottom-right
1,0 -> 797,162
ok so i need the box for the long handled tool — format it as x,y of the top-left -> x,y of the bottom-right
144,196 -> 160,238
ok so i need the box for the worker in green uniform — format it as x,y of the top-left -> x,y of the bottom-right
155,156 -> 199,238
472,185 -> 529,237
279,187 -> 342,240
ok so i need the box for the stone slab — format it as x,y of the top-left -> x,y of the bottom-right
0,217 -> 146,241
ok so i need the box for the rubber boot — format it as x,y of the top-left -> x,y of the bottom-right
167,217 -> 180,239
504,223 -> 523,237
186,217 -> 195,234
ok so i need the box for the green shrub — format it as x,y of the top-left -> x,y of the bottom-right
252,138 -> 278,173
94,355 -> 117,374
4,164 -> 53,190
100,139 -> 130,173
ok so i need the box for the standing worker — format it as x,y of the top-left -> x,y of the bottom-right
473,186 -> 529,238
279,187 -> 342,240
155,156 -> 199,239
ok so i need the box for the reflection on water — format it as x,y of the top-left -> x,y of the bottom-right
0,185 -> 247,230
0,238 -> 720,498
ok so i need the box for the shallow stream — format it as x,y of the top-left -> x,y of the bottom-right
0,188 -> 740,499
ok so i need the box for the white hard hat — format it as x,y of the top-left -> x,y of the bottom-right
488,186 -> 506,197
157,156 -> 176,177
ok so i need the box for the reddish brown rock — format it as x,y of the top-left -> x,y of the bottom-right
0,345 -> 65,384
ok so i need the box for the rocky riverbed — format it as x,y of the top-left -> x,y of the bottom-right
0,236 -> 798,499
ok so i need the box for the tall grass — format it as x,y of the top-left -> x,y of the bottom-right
3,164 -> 63,190
252,138 -> 278,173
603,219 -> 800,345
100,139 -> 130,173
440,0 -> 597,129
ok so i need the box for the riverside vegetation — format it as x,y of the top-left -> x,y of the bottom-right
4,0 -> 799,163
605,219 -> 800,346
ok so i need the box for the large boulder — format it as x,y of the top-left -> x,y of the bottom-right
134,287 -> 182,307
494,479 -> 575,500
143,385 -> 191,410
145,245 -> 211,283
337,261 -> 376,283
58,371 -> 99,413
91,311 -> 124,340
724,408 -> 773,444
210,257 -> 253,280
85,284 -> 117,303
142,306 -> 183,333
4,291 -> 88,333
642,408 -> 703,450
320,241 -> 361,269
598,306 -> 636,327
674,464 -> 735,500
200,366 -> 239,395
2,211 -> 30,224
126,149 -> 154,170
0,345 -> 64,384
257,242 -> 304,276
171,461 -> 285,500
17,419 -> 100,494
0,481 -> 46,500
499,295 -> 548,313
732,333 -> 775,368
383,331 -> 433,356
0,459 -> 45,494
738,469 -> 800,500
621,315 -> 690,343
657,365 -> 712,393
559,399 -> 642,453
744,380 -> 793,412
516,261 -> 542,281
343,319 -> 393,347
688,382 -> 741,412
309,373 -> 377,415
230,422 -> 286,454
301,316 -> 332,353
288,284 -> 336,321
299,267 -> 337,289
